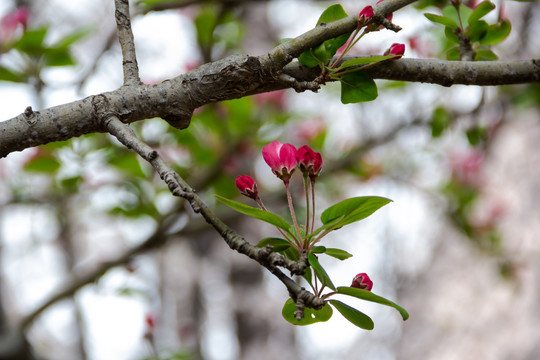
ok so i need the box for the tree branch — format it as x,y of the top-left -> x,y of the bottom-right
102,116 -> 314,296
115,0 -> 141,85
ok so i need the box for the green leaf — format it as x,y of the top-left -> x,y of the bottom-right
298,50 -> 321,68
43,48 -> 75,66
430,106 -> 452,138
468,1 -> 495,26
0,66 -> 26,83
324,248 -> 353,260
311,246 -> 327,254
316,4 -> 348,25
336,286 -> 409,320
340,71 -> 378,104
475,49 -> 498,61
320,196 -> 392,231
444,26 -> 460,44
328,300 -> 374,330
479,20 -> 511,45
315,4 -> 350,57
442,4 -> 473,28
468,20 -> 488,42
282,298 -> 333,325
446,46 -> 460,60
298,4 -> 350,68
256,237 -> 292,252
308,253 -> 336,291
215,195 -> 292,232
13,27 -> 48,54
24,156 -> 61,173
52,26 -> 92,49
339,55 -> 397,69
424,13 -> 458,28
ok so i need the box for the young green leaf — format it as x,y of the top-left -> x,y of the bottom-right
215,195 -> 292,232
311,246 -> 327,254
424,13 -> 458,29
468,1 -> 495,26
328,300 -> 374,330
24,156 -> 61,173
474,49 -> 498,61
340,71 -> 378,104
282,298 -> 333,325
320,196 -> 392,231
298,4 -> 350,68
336,286 -> 409,320
442,4 -> 473,28
308,253 -> 336,291
256,238 -> 292,252
324,248 -> 353,260
338,55 -> 398,70
479,20 -> 511,45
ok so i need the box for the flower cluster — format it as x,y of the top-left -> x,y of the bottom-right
329,0 -> 404,71
234,141 -> 374,294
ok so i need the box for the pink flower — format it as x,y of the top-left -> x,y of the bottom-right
358,6 -> 374,25
0,7 -> 29,47
235,175 -> 259,200
384,43 -> 405,59
262,141 -> 297,183
297,145 -> 322,181
351,273 -> 373,291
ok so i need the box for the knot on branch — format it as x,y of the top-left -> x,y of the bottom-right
373,15 -> 401,32
278,73 -> 320,93
162,108 -> 192,130
291,287 -> 325,320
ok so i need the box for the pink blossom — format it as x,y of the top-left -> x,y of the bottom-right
262,141 -> 297,183
297,145 -> 322,181
384,43 -> 405,59
235,175 -> 259,200
351,273 -> 373,291
0,7 -> 29,47
450,150 -> 484,186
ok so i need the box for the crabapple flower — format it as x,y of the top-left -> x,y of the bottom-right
297,145 -> 322,181
262,141 -> 297,183
358,6 -> 374,25
235,175 -> 259,200
384,43 -> 405,59
351,273 -> 373,291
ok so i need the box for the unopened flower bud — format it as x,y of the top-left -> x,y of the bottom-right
384,43 -> 405,59
235,175 -> 259,200
351,273 -> 373,291
297,145 -> 323,182
358,6 -> 374,26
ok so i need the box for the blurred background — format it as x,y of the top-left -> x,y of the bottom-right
0,0 -> 539,359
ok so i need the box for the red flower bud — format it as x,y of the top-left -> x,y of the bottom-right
297,145 -> 322,181
235,175 -> 259,200
384,43 -> 405,59
262,141 -> 297,183
351,273 -> 373,291
358,6 -> 374,25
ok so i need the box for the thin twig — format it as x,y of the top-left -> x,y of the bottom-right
114,0 -> 141,85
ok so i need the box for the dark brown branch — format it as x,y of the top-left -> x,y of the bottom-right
115,0 -> 141,85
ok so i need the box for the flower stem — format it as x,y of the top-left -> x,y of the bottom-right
285,181 -> 304,250
303,176 -> 310,247
257,197 -> 302,250
310,180 -> 316,234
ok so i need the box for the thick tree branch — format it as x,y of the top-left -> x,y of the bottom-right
1,0 -> 538,160
115,0 -> 141,85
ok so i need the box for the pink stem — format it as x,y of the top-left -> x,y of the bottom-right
285,181 -> 304,251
